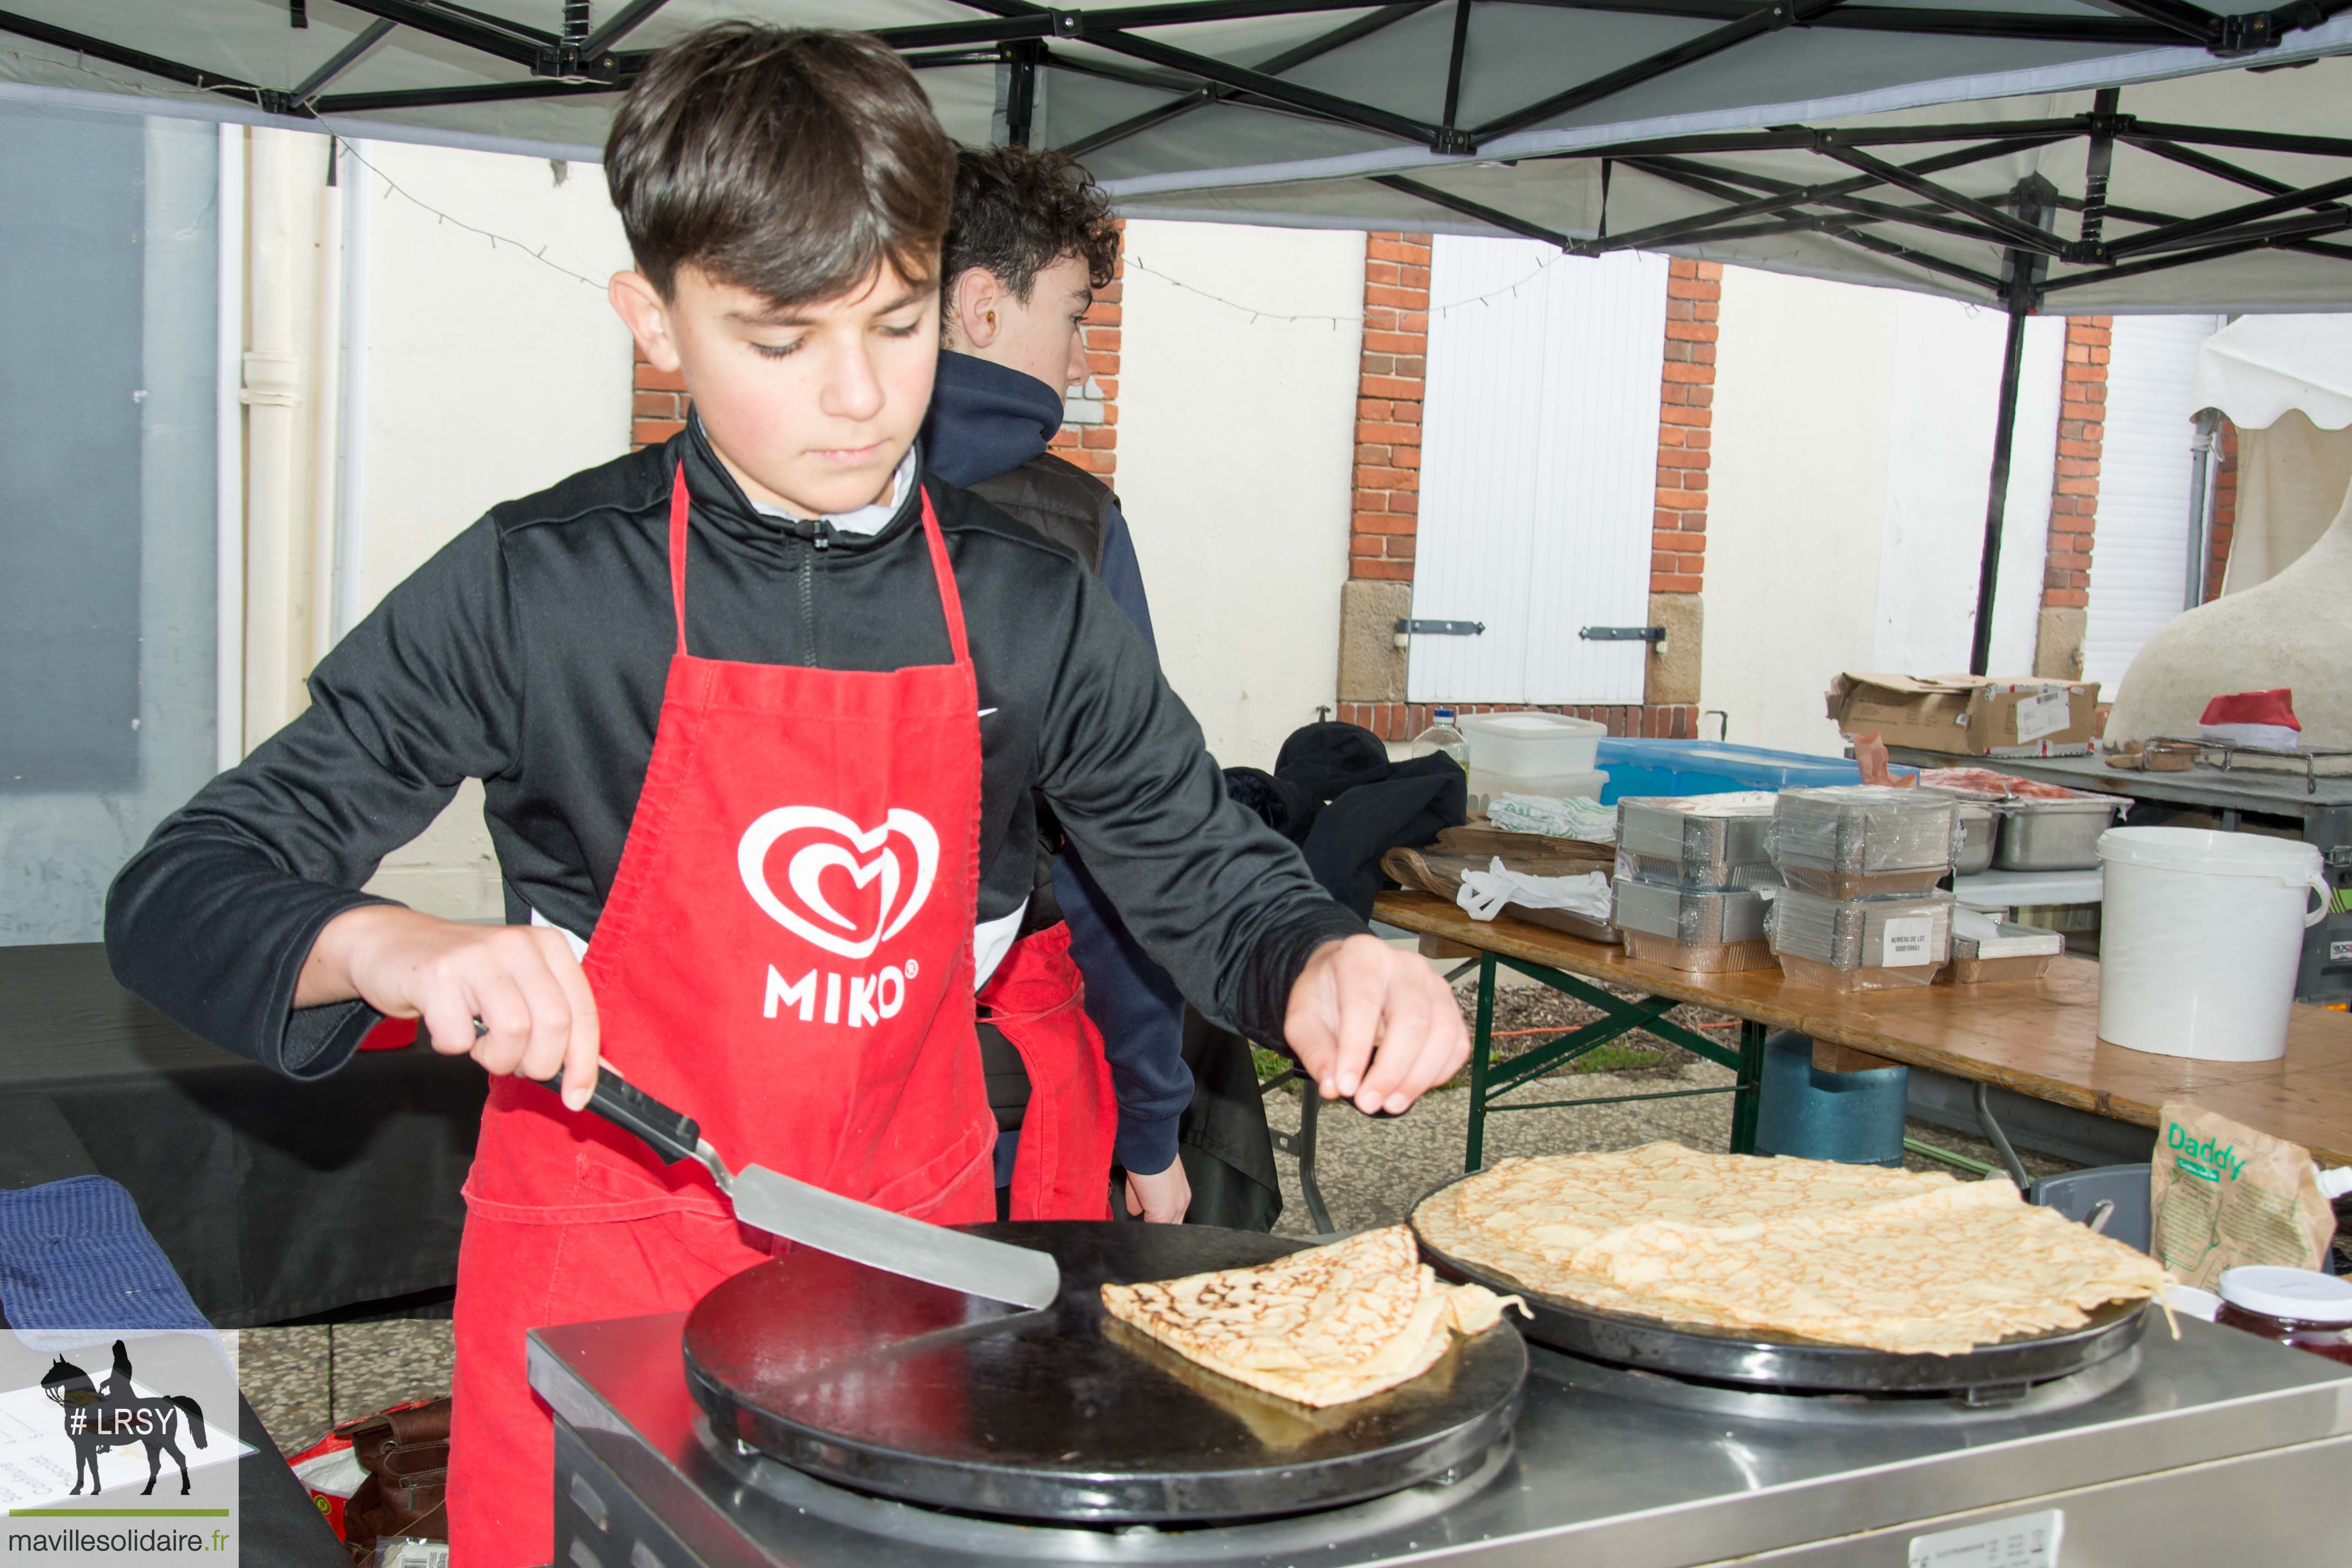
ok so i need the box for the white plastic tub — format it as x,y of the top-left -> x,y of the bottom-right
1457,712 -> 1606,778
2095,827 -> 2329,1062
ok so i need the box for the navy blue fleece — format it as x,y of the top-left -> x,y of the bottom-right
922,351 -> 1191,1176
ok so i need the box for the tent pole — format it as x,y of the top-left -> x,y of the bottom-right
1969,176 -> 2056,676
1971,298 -> 2031,676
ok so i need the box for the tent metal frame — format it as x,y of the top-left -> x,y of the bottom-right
14,0 -> 2352,667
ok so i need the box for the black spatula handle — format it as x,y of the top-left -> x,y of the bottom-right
532,1062 -> 702,1165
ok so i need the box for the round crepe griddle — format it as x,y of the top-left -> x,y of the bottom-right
682,1221 -> 1526,1523
1410,1173 -> 2148,1396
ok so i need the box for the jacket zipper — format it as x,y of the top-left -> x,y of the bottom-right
800,526 -> 828,665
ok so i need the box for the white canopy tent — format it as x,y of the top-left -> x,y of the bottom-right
10,0 -> 2352,671
2191,313 -> 2352,593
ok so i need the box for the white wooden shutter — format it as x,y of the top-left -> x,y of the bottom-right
2082,314 -> 2225,687
1407,238 -> 1666,705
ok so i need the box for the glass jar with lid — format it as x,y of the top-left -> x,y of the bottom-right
2213,1265 -> 2352,1364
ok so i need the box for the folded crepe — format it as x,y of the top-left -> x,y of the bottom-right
1099,1226 -> 1521,1408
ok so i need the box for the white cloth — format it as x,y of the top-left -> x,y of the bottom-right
1485,793 -> 1616,843
1455,858 -> 1613,924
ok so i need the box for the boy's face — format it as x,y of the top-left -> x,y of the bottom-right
945,253 -> 1095,396
612,260 -> 938,519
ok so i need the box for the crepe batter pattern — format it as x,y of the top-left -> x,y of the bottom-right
1416,1144 -> 2164,1356
1100,1227 -> 1522,1407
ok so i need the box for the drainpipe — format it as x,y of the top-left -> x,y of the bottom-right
241,128 -> 305,750
333,141 -> 372,642
215,124 -> 246,771
2185,408 -> 2221,611
309,142 -> 344,666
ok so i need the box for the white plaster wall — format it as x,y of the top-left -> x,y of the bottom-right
1703,269 -> 2066,757
1702,268 -> 1896,757
1870,297 -> 2063,678
1116,220 -> 1364,768
349,141 -> 634,607
346,141 -> 634,918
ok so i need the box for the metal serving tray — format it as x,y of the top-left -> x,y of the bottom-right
1611,879 -> 1768,945
1992,795 -> 2125,870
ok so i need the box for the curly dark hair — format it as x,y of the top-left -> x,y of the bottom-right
940,144 -> 1120,303
606,25 -> 956,305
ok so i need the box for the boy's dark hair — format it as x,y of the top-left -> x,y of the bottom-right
941,145 -> 1120,302
606,25 -> 955,305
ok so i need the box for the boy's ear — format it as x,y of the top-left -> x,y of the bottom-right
949,268 -> 1003,352
609,270 -> 682,373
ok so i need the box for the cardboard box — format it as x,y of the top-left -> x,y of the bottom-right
1826,672 -> 2101,757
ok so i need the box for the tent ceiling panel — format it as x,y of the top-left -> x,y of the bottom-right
3,0 -> 2348,306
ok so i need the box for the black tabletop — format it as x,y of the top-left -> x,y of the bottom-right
0,943 -> 485,1326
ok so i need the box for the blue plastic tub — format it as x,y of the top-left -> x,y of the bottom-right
1595,739 -> 1909,803
1754,1030 -> 1909,1167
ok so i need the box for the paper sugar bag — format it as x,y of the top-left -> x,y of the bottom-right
2151,1101 -> 2334,1289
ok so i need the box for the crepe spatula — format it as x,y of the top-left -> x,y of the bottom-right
531,1058 -> 1061,1310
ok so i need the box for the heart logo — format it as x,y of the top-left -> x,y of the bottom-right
736,806 -> 939,959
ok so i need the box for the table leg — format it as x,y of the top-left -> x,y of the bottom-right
1466,952 -> 1497,1174
1729,1019 -> 1765,1155
1293,1084 -> 1334,1235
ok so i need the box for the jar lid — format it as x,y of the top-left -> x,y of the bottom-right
2217,1265 -> 2352,1323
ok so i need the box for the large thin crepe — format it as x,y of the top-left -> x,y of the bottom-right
1417,1145 -> 2164,1355
1099,1226 -> 1519,1407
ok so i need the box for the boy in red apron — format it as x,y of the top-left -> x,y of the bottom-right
105,25 -> 1467,1567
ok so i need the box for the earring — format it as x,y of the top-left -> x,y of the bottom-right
986,311 -> 997,325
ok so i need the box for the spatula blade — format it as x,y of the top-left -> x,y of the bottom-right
727,1163 -> 1061,1310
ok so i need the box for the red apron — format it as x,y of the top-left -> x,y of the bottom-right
447,467 -> 1114,1567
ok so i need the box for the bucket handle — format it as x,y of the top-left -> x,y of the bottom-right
2306,870 -> 2334,929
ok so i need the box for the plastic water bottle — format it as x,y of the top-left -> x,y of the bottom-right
1410,707 -> 1470,766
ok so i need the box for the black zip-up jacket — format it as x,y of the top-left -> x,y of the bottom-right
103,420 -> 1364,1079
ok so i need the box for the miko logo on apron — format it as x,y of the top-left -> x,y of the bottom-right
739,806 -> 941,1028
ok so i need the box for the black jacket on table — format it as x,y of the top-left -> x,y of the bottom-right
102,419 -> 1366,1081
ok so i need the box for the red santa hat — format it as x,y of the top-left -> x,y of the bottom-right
2199,688 -> 2301,751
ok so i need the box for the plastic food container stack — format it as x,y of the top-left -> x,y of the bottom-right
1610,793 -> 1783,972
1768,888 -> 1955,990
1768,786 -> 1962,898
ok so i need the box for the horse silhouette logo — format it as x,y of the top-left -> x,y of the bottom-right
39,1340 -> 209,1496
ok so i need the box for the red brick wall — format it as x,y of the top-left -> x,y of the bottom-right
1350,232 -> 1429,582
2043,316 -> 2110,611
1654,258 -> 1718,595
1335,700 -> 1697,743
1050,231 -> 1122,478
633,350 -> 685,450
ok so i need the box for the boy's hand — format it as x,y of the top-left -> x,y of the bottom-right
1284,935 -> 1468,1117
1123,1159 -> 1192,1224
301,906 -> 601,1110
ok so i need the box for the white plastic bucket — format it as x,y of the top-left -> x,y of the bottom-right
1456,712 -> 1605,777
2095,827 -> 2328,1062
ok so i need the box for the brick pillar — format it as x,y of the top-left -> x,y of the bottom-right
1350,232 -> 1430,582
1643,258 -> 1718,740
1334,232 -> 1430,725
2034,316 -> 2109,680
1052,226 -> 1122,477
